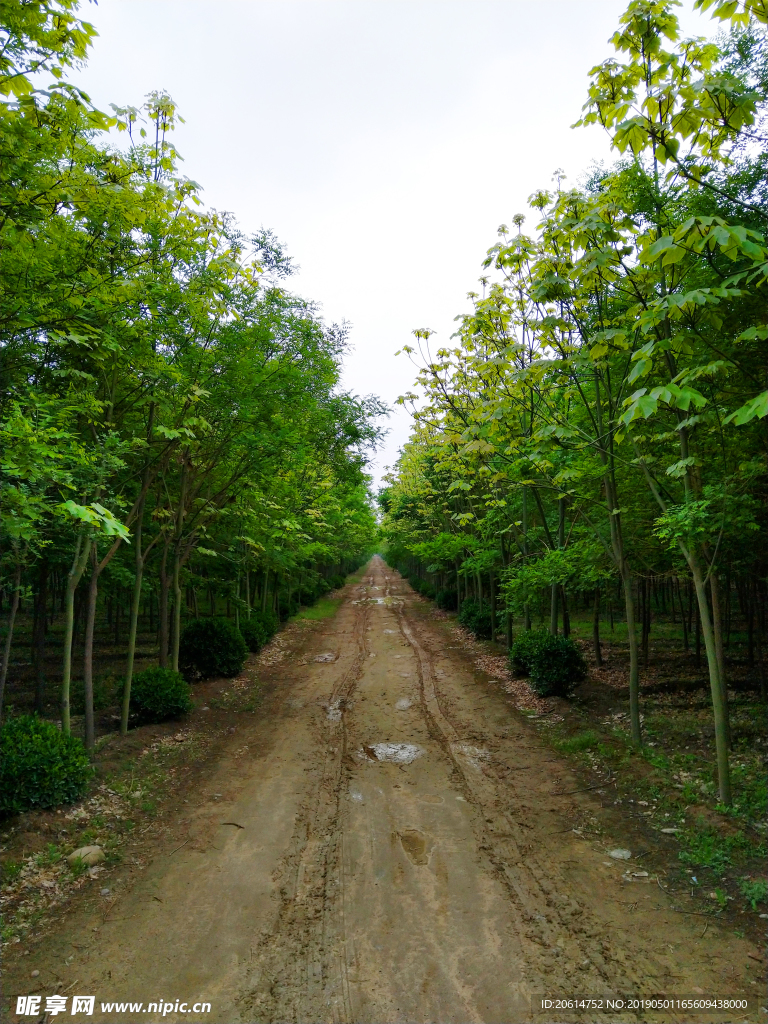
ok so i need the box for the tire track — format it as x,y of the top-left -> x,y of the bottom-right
237,585 -> 370,1023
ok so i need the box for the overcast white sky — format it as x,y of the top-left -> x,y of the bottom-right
74,0 -> 711,489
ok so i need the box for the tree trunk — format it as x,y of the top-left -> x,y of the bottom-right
171,544 -> 183,673
82,544 -> 99,749
710,572 -> 731,748
678,579 -> 689,652
33,560 -> 50,713
690,556 -> 732,804
122,498 -> 145,735
622,570 -> 642,745
549,584 -> 559,635
158,539 -> 171,668
0,563 -> 22,722
592,587 -> 603,666
561,587 -> 570,638
61,535 -> 92,736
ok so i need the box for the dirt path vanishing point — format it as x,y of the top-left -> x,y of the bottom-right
5,557 -> 763,1024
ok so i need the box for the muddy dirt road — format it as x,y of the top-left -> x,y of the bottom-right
6,558 -> 761,1023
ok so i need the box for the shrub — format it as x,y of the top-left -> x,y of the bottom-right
279,597 -> 300,620
0,715 -> 92,816
510,629 -> 549,675
458,598 -> 493,640
239,610 -> 278,652
240,617 -> 269,652
436,589 -> 458,611
179,617 -> 248,680
528,633 -> 586,697
328,574 -> 346,590
130,666 -> 192,721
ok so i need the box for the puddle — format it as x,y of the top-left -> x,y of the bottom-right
395,698 -> 412,711
383,629 -> 398,634
399,829 -> 430,866
420,794 -> 444,805
360,743 -> 424,764
314,652 -> 337,663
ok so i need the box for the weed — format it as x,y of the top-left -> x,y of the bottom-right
1,859 -> 22,884
68,857 -> 89,879
555,730 -> 600,754
678,822 -> 754,874
738,877 -> 768,910
34,844 -> 62,869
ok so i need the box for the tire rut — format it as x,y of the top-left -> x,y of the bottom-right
237,585 -> 371,1023
389,573 -> 669,1000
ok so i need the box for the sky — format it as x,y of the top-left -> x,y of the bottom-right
73,0 -> 711,489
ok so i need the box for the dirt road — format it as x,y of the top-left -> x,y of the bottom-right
7,558 -> 761,1023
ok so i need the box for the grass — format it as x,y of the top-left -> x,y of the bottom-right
293,596 -> 342,621
538,694 -> 767,915
738,877 -> 768,910
554,730 -> 600,754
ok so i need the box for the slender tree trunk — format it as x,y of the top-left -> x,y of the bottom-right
678,578 -> 689,652
83,545 -> 99,749
33,560 -> 50,713
122,499 -> 145,735
490,573 -> 497,641
171,545 -> 183,673
622,570 -> 642,744
61,535 -> 92,736
593,587 -> 603,666
710,572 -> 731,748
561,587 -> 570,638
159,539 -> 171,668
0,562 -> 22,722
549,584 -> 559,635
689,556 -> 732,804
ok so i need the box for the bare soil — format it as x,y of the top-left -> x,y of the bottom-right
2,558 -> 764,1023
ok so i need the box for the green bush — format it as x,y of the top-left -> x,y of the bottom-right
0,715 -> 92,816
458,598 -> 493,640
179,617 -> 248,680
528,633 -> 586,697
240,617 -> 269,652
237,609 -> 279,652
510,629 -> 549,674
130,666 -> 192,721
328,574 -> 346,590
436,589 -> 458,611
278,596 -> 300,620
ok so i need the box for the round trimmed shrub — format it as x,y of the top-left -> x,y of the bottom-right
458,598 -> 493,640
240,616 -> 269,653
510,629 -> 549,675
240,608 -> 279,650
528,633 -> 586,698
179,617 -> 248,680
436,589 -> 458,611
130,666 -> 192,721
0,715 -> 92,816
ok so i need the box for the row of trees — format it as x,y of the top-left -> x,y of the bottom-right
0,3 -> 382,743
381,0 -> 767,806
